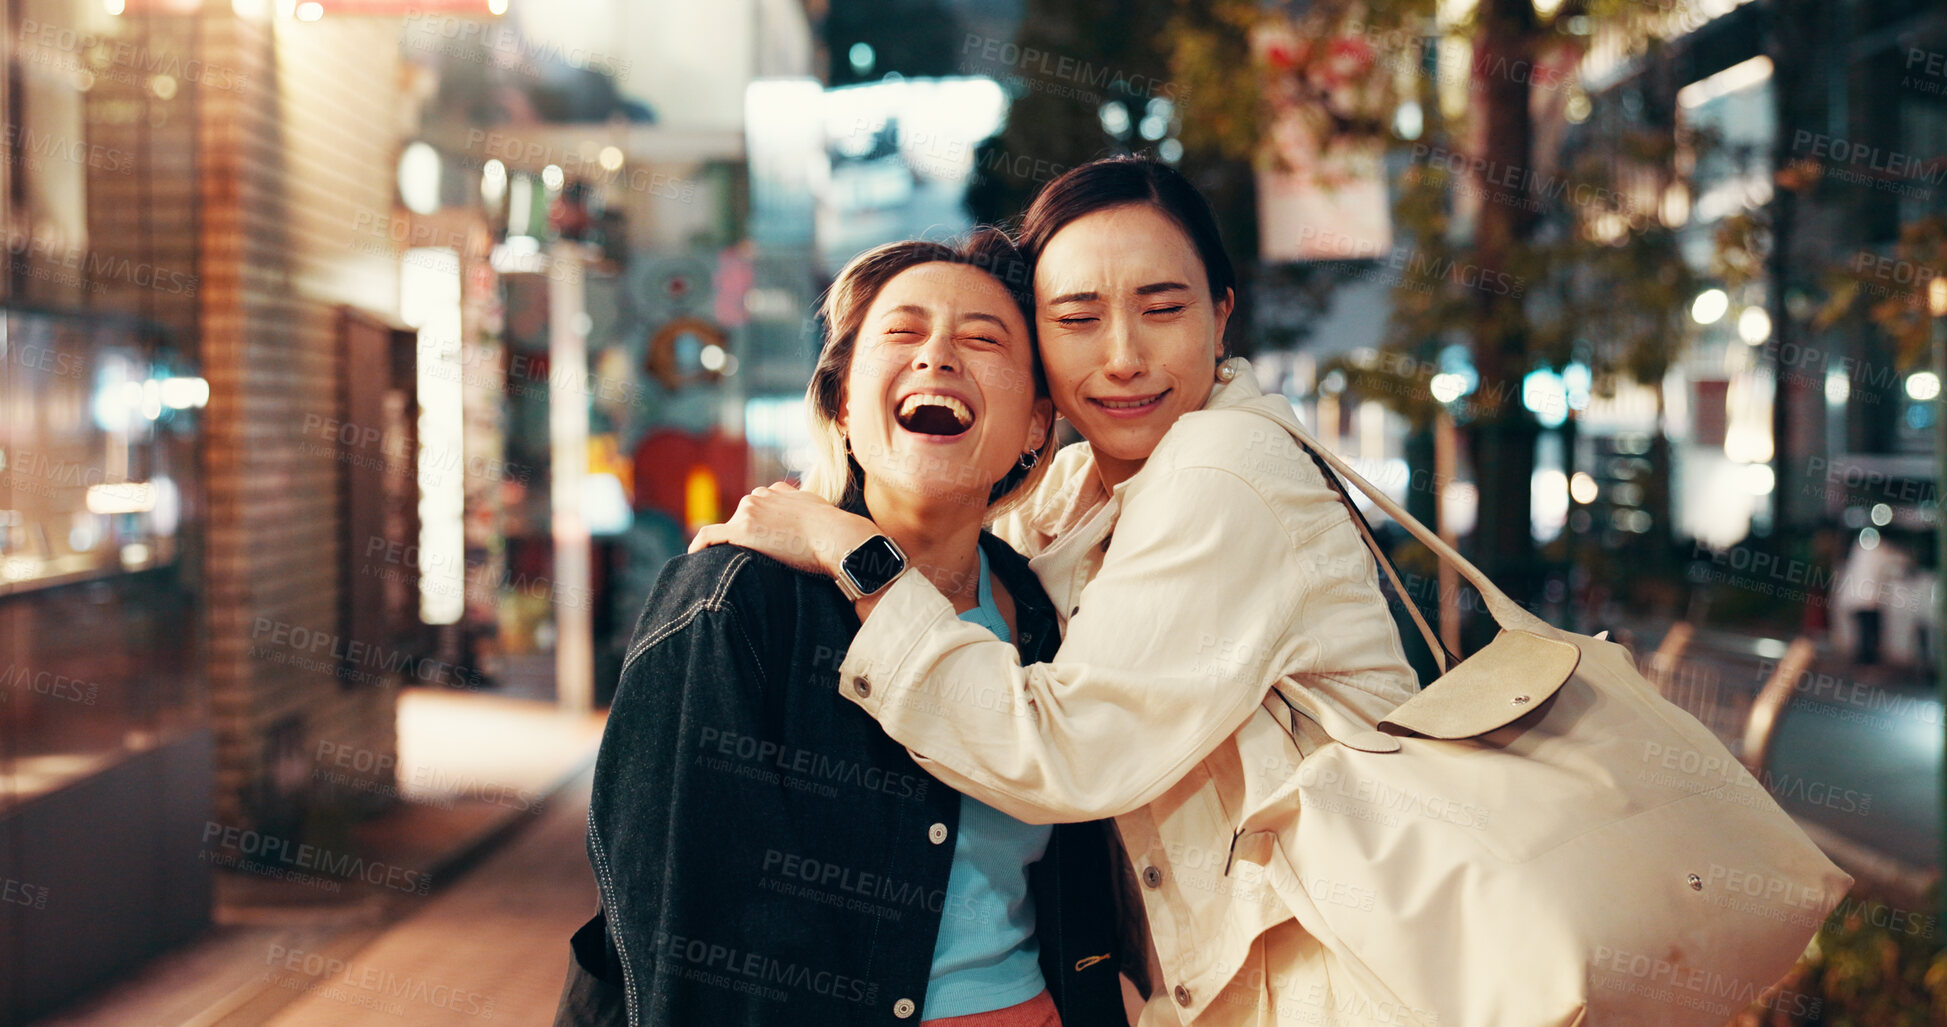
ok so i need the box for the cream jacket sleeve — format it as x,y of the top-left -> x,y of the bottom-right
836,457 -> 1318,826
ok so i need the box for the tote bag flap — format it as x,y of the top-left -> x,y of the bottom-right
1382,629 -> 1582,739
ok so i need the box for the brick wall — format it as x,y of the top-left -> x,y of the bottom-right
197,11 -> 404,832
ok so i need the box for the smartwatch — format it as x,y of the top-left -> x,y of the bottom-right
835,534 -> 907,601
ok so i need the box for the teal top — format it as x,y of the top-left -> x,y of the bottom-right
922,545 -> 1053,1018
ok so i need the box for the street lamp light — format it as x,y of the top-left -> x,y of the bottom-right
1691,288 -> 1729,325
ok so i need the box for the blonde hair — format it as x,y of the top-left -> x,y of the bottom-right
802,229 -> 1051,518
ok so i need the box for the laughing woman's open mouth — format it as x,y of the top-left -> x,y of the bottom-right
895,392 -> 976,438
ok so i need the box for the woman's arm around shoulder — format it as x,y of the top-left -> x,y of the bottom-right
840,458 -> 1308,824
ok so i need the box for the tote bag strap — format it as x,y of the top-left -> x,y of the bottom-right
1243,406 -> 1559,641
1298,445 -> 1459,675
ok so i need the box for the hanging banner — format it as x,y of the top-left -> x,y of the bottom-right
1253,20 -> 1395,262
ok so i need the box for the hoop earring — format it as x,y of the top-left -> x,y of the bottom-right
1018,449 -> 1040,471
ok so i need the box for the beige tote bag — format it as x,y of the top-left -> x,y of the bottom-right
1230,407 -> 1853,1027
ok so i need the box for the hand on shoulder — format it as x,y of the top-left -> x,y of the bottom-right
687,481 -> 879,578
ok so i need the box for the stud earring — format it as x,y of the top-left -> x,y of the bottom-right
1216,362 -> 1237,383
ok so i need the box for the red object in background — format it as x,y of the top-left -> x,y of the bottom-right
509,351 -> 549,395
715,247 -> 754,328
632,427 -> 749,526
1693,380 -> 1729,447
550,194 -> 591,241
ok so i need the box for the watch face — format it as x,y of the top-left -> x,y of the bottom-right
843,536 -> 906,595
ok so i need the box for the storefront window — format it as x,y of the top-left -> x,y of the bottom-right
2,0 -> 208,811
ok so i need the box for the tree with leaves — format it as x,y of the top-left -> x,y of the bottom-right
1162,0 -> 1714,613
969,0 -> 1735,614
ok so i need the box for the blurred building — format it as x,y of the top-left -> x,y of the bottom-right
4,3 -> 413,1015
1248,0 -> 1943,646
1595,0 -> 1944,652
0,0 -> 827,1017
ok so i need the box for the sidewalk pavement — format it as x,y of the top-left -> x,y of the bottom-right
33,688 -> 607,1027
1616,616 -> 1940,901
34,627 -> 1938,1022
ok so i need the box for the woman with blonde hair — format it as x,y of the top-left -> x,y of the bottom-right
558,230 -> 1130,1027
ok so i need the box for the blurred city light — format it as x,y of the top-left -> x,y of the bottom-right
1099,101 -> 1131,138
583,474 -> 633,537
1569,471 -> 1598,504
1393,101 -> 1423,141
1690,288 -> 1729,325
1430,372 -> 1468,403
1659,183 -> 1690,228
1741,463 -> 1775,496
86,483 -> 158,515
1825,370 -> 1851,404
1676,55 -> 1774,108
1906,371 -> 1940,402
849,42 -> 876,76
508,174 -> 535,236
403,248 -> 464,626
1533,468 -> 1569,540
1723,421 -> 1773,464
1562,362 -> 1591,410
482,158 -> 507,208
1522,369 -> 1568,428
1736,306 -> 1770,344
399,142 -> 442,216
159,376 -> 210,410
745,396 -> 813,475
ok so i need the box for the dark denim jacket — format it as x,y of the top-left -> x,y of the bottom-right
555,533 -> 1128,1027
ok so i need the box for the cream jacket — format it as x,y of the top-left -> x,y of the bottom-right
837,358 -> 1425,1025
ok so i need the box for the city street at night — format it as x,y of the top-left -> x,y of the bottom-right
3,0 -> 1946,1023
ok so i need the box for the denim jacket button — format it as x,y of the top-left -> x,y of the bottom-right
851,675 -> 871,698
1174,984 -> 1193,1006
928,822 -> 948,845
893,997 -> 916,1018
1142,865 -> 1163,888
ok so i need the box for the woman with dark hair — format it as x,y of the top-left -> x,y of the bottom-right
696,157 -> 1421,1025
557,231 -> 1130,1027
